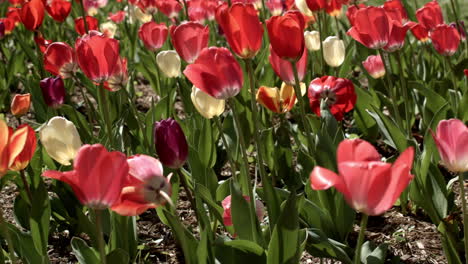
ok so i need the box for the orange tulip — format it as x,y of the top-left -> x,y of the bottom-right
0,120 -> 35,176
11,93 -> 31,117
20,0 -> 44,31
256,83 -> 304,113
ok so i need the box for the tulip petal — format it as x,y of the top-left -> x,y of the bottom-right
337,139 -> 380,164
310,166 -> 341,190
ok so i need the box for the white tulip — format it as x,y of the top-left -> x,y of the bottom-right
295,0 -> 313,16
100,22 -> 117,38
304,31 -> 321,51
191,87 -> 225,119
156,51 -> 181,78
322,36 -> 345,67
39,117 -> 82,166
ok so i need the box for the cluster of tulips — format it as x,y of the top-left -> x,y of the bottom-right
0,0 -> 468,263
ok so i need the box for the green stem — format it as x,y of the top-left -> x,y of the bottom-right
0,206 -> 17,263
291,62 -> 315,157
229,99 -> 261,245
395,51 -> 412,137
176,170 -> 198,222
78,0 -> 89,33
94,209 -> 107,264
214,117 -> 238,180
316,13 -> 325,75
381,51 -> 403,130
19,170 -> 33,204
354,214 -> 368,264
98,84 -> 114,148
459,172 -> 468,264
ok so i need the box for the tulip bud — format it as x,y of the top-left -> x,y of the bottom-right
322,36 -> 345,67
191,86 -> 225,119
154,118 -> 188,169
156,50 -> 181,78
40,77 -> 66,108
39,117 -> 82,166
362,55 -> 385,79
100,21 -> 117,38
11,94 -> 31,117
304,31 -> 320,51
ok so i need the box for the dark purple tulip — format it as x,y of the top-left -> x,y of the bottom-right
0,21 -> 5,39
154,118 -> 188,169
40,76 -> 65,108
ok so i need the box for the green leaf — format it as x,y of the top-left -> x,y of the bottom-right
71,237 -> 99,264
230,181 -> 255,241
223,240 -> 265,256
106,249 -> 130,264
361,241 -> 387,264
162,209 -> 198,264
305,228 -> 352,264
1,223 -> 46,264
195,183 -> 224,223
214,236 -> 266,263
29,181 -> 51,256
366,106 -> 408,152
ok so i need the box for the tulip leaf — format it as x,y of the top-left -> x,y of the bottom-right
198,118 -> 216,168
360,241 -> 387,264
109,213 -> 137,262
305,228 -> 352,264
214,236 -> 266,263
354,86 -> 379,140
0,222 -> 47,264
106,248 -> 130,264
29,181 -> 51,256
195,183 -> 224,223
366,106 -> 408,152
71,237 -> 100,264
162,209 -> 198,264
230,181 -> 255,241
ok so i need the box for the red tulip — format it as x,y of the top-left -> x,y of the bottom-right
20,0 -> 44,31
156,0 -> 182,18
111,155 -> 172,216
187,0 -> 220,23
75,30 -> 123,83
305,0 -> 326,12
310,139 -> 414,216
430,24 -> 461,56
138,21 -> 168,52
347,6 -> 390,49
308,76 -> 356,121
11,93 -> 31,117
106,57 -> 128,91
43,144 -> 128,209
266,0 -> 284,16
362,55 -> 385,79
432,119 -> 468,172
384,21 -> 409,52
267,11 -> 305,61
345,4 -> 365,27
216,3 -> 263,59
416,0 -> 443,32
383,0 -> 407,23
0,120 -> 30,176
407,21 -> 429,42
44,42 -> 77,78
222,195 -> 264,226
8,124 -> 36,171
136,0 -> 158,14
170,22 -> 209,63
0,18 -> 15,34
46,0 -> 72,22
184,47 -> 243,100
74,16 -> 99,35
34,32 -> 52,53
464,69 -> 468,78
108,11 -> 126,23
7,7 -> 21,25
269,45 -> 307,85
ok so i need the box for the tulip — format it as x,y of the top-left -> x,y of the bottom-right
308,76 -> 356,121
222,195 -> 264,226
310,138 -> 414,216
432,119 -> 468,172
266,0 -> 283,16
407,21 -> 429,42
108,11 -> 126,23
295,0 -> 313,16
138,22 -> 168,52
184,47 -> 243,100
74,16 -> 99,35
156,0 -> 182,18
154,118 -> 188,169
111,155 -> 172,216
83,0 -> 107,15
384,21 -> 409,52
156,50 -> 181,78
20,0 -> 44,31
39,117 -> 82,166
45,0 -> 72,23
7,7 -> 21,24
191,86 -> 226,119
383,0 -> 408,23
0,21 -> 4,39
325,0 -> 342,17
107,58 -> 128,91
11,94 -> 31,117
269,45 -> 307,85
322,36 -> 345,67
347,6 -> 391,49
215,3 -> 263,59
464,69 -> 468,78
43,144 -> 128,209
451,21 -> 466,41
305,0 -> 326,12
304,30 -> 320,51
100,21 -> 117,38
416,0 -> 444,32
132,6 -> 152,23
9,124 -> 36,171
44,42 -> 77,78
0,120 -> 29,176
40,77 -> 66,108
170,22 -> 209,64
34,33 -> 51,53
430,24 -> 461,56
267,11 -> 305,61
362,55 -> 385,79
346,4 -> 366,27
75,30 -> 124,83
256,82 -> 305,113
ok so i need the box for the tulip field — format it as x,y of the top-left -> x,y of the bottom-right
1,0 -> 468,263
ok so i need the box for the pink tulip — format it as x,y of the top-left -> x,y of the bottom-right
432,119 -> 468,172
362,55 -> 385,79
269,45 -> 307,85
111,155 -> 171,216
222,195 -> 264,226
42,144 -> 128,209
310,139 -> 414,216
170,22 -> 209,64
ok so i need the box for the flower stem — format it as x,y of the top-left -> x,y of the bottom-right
395,51 -> 412,137
291,62 -> 315,157
381,51 -> 404,131
176,170 -> 198,222
78,0 -> 89,33
97,84 -> 114,148
0,206 -> 17,263
459,172 -> 468,263
19,170 -> 33,204
354,214 -> 368,264
214,117 -> 238,180
316,13 -> 325,75
94,209 -> 107,264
